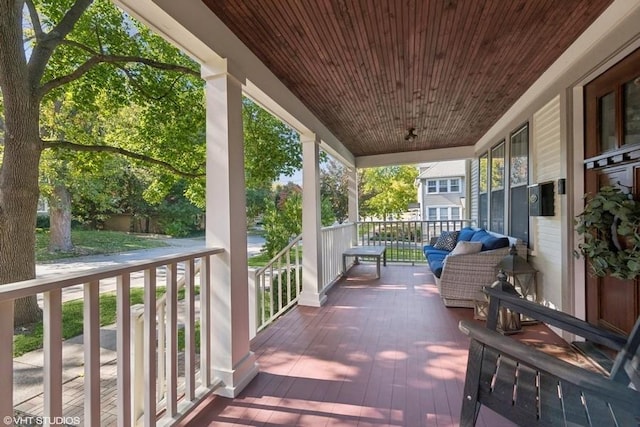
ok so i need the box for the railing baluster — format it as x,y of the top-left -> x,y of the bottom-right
116,274 -> 131,427
166,263 -> 178,417
260,273 -> 266,327
84,281 -> 101,427
43,289 -> 62,423
269,265 -> 274,318
286,250 -> 291,309
143,269 -> 157,427
157,302 -> 166,400
200,255 -> 211,388
184,259 -> 196,401
132,305 -> 145,424
0,301 -> 12,422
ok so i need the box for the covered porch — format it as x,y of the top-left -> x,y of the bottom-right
180,264 -> 567,427
3,0 -> 640,425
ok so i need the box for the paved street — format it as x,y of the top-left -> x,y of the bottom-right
34,234 -> 265,304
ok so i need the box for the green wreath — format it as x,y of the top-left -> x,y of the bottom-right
575,186 -> 640,280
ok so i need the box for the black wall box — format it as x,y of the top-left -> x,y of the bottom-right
528,182 -> 555,216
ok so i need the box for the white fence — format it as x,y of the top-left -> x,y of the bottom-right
320,223 -> 356,291
2,248 -> 223,426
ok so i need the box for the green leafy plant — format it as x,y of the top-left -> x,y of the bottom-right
575,186 -> 640,280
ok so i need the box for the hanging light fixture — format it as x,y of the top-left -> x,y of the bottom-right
404,127 -> 417,142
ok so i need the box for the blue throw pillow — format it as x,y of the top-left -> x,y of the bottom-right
482,236 -> 510,251
433,231 -> 459,251
457,227 -> 476,242
469,229 -> 490,243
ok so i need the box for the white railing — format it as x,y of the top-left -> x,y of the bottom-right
132,262 -> 203,425
1,248 -> 223,426
320,223 -> 356,289
356,219 -> 473,264
251,236 -> 302,334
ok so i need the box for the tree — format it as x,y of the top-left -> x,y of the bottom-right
0,0 -> 205,325
243,98 -> 301,188
263,182 -> 335,257
320,158 -> 349,223
359,166 -> 418,220
0,1 -> 306,325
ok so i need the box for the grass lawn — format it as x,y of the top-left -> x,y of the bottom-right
36,229 -> 168,262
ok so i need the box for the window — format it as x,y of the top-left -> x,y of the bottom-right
490,142 -> 505,233
425,178 -> 461,194
428,208 -> 437,220
624,78 -> 640,145
585,48 -> 640,158
509,124 -> 529,243
427,206 -> 460,220
450,179 -> 460,193
478,153 -> 488,229
451,207 -> 461,220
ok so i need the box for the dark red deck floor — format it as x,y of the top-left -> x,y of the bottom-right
181,264 -> 567,426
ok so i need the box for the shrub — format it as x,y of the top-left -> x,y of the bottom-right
36,214 -> 50,229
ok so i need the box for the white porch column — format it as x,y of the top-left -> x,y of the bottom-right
298,134 -> 326,307
202,60 -> 258,398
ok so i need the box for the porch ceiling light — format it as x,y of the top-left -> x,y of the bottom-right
404,127 -> 417,142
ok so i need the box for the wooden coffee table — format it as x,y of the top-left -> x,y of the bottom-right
342,245 -> 387,279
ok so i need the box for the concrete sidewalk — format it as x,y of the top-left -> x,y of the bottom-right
13,234 -> 265,425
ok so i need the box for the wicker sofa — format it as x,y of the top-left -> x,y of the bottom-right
423,227 -> 527,308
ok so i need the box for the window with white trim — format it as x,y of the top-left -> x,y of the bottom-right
425,178 -> 462,193
427,206 -> 461,220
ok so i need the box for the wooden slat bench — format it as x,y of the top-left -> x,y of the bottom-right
459,287 -> 640,426
342,245 -> 387,279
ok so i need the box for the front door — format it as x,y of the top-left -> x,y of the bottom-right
583,47 -> 640,335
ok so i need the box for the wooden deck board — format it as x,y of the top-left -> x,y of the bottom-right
179,264 -> 573,426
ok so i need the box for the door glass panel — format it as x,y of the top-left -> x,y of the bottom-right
624,78 -> 640,146
599,92 -> 616,152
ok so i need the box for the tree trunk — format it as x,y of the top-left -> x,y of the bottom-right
0,2 -> 44,326
48,185 -> 74,252
0,121 -> 44,325
0,130 -> 44,325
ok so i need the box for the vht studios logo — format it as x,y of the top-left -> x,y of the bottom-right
3,415 -> 81,425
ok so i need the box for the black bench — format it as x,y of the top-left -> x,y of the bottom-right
459,287 -> 640,426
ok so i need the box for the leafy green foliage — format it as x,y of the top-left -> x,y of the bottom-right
320,158 -> 349,223
359,166 -> 418,220
243,99 -> 301,188
262,183 -> 336,257
156,182 -> 203,237
247,186 -> 273,226
575,186 -> 640,280
263,185 -> 302,257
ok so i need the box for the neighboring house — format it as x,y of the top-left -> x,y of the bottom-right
416,160 -> 468,222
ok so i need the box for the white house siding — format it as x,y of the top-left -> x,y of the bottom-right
530,96 -> 563,310
470,159 -> 479,222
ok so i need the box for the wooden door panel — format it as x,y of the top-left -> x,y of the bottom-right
584,165 -> 639,334
597,276 -> 637,334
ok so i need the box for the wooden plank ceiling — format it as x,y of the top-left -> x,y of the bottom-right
202,0 -> 612,157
